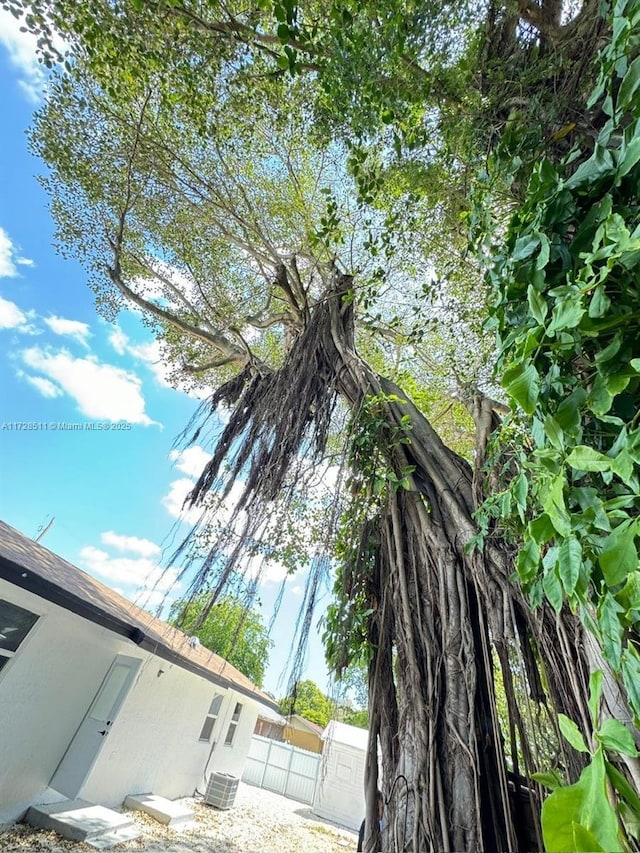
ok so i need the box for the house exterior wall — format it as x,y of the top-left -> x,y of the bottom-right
0,580 -> 259,824
0,580 -> 131,824
285,725 -> 323,754
313,741 -> 366,830
254,718 -> 285,740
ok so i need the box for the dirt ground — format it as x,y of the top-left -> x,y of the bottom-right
0,783 -> 359,853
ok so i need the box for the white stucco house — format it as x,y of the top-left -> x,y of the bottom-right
313,720 -> 369,830
0,519 -> 279,826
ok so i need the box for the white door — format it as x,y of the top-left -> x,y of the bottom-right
50,654 -> 141,798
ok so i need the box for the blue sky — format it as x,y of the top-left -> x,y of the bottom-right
0,12 -> 332,699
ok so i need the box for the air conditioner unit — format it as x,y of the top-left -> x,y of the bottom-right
204,772 -> 239,809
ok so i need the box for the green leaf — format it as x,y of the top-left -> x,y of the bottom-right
618,55 -> 640,111
606,760 -> 640,814
536,232 -> 550,270
527,284 -> 548,324
547,294 -> 585,334
589,374 -> 614,416
543,567 -> 564,613
531,770 -> 565,791
541,749 -> 622,853
619,801 -> 640,843
598,592 -> 625,667
621,648 -> 640,719
558,536 -> 582,595
588,284 -> 611,318
588,670 -> 603,727
555,388 -> 587,433
517,537 -> 540,583
502,361 -> 540,415
528,513 -> 555,545
558,713 -> 589,753
572,823 -> 605,852
599,519 -> 638,587
617,571 -> 640,610
596,718 -> 639,756
542,473 -> 572,537
618,132 -> 640,178
611,450 -> 635,486
564,146 -> 614,191
544,415 -> 564,451
512,470 -> 528,521
512,233 -> 540,261
566,446 -> 612,473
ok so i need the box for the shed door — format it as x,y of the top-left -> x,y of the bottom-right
50,654 -> 141,798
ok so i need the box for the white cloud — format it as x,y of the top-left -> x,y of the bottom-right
169,446 -> 211,479
0,10 -> 47,102
161,477 -> 204,525
108,327 -> 129,356
78,545 -> 179,594
0,294 -> 28,329
24,374 -> 62,398
100,530 -> 161,558
108,324 -> 173,386
0,227 -> 33,278
21,346 -> 159,425
44,315 -> 92,348
244,553 -> 291,585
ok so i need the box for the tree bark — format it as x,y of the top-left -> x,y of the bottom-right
318,275 -> 593,851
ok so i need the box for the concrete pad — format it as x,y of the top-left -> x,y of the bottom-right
124,793 -> 195,828
86,824 -> 141,849
26,799 -> 138,846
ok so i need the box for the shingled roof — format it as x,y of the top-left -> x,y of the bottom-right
0,519 -> 278,711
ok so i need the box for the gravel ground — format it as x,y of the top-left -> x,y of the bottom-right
0,783 -> 358,853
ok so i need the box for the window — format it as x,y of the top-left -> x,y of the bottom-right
0,599 -> 39,672
199,693 -> 223,742
224,702 -> 243,746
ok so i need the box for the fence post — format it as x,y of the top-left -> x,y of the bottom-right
284,740 -> 295,798
260,737 -> 271,788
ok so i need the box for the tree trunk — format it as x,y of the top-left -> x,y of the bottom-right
320,275 -> 591,851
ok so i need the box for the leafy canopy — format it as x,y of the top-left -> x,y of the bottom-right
169,595 -> 273,687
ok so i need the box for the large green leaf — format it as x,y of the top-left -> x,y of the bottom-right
596,718 -> 639,756
527,283 -> 548,324
599,519 -> 638,586
543,567 -> 564,613
558,536 -> 582,595
547,294 -> 585,334
618,55 -> 640,111
566,446 -> 612,473
558,713 -> 589,753
512,233 -> 540,261
598,592 -> 625,667
542,473 -> 572,537
564,146 -> 614,191
502,361 -> 540,414
541,749 -> 622,853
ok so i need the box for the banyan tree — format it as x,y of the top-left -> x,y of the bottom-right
15,0 -> 640,848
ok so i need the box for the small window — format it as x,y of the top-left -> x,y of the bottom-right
0,599 -> 39,672
199,693 -> 223,742
224,702 -> 243,746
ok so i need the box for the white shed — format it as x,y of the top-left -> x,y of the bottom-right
312,720 -> 368,830
0,519 -> 278,826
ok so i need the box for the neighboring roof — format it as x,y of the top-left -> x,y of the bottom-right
257,705 -> 287,724
323,720 -> 369,751
0,520 -> 278,711
288,714 -> 325,736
